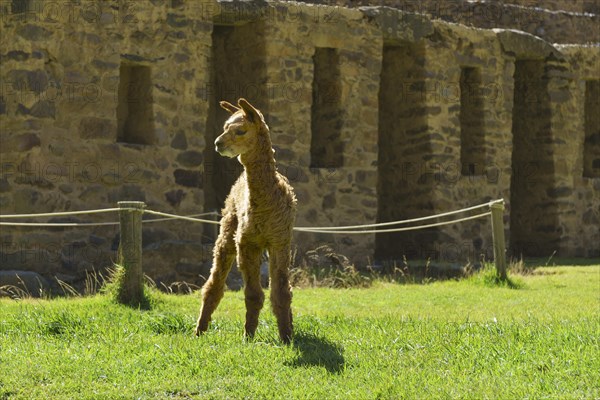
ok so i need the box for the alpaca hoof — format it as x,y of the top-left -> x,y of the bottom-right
280,333 -> 292,345
244,321 -> 258,339
195,320 -> 209,336
279,328 -> 293,345
244,329 -> 256,340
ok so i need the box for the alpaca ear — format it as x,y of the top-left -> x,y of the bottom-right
238,98 -> 261,124
220,101 -> 239,114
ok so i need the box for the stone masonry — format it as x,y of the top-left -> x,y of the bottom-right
0,0 -> 598,290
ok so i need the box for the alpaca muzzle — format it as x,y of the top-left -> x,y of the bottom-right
214,137 -> 226,153
215,137 -> 237,157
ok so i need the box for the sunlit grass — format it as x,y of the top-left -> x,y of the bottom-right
1,265 -> 598,399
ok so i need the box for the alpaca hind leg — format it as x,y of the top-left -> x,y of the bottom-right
195,215 -> 237,336
238,244 -> 264,339
269,246 -> 293,344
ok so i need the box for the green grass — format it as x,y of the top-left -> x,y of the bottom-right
1,265 -> 598,399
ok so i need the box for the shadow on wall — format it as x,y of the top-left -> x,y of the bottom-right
202,22 -> 267,243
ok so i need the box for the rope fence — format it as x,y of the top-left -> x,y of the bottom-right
293,212 -> 491,234
0,198 -> 508,299
0,211 -> 220,227
0,208 -> 123,219
0,221 -> 121,227
0,200 -> 502,233
143,210 -> 221,225
294,199 -> 504,231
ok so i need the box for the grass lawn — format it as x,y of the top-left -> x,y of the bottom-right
0,265 -> 598,399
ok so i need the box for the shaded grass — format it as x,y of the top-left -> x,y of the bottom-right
101,264 -> 153,310
290,263 -> 372,288
0,265 -> 598,399
467,262 -> 526,289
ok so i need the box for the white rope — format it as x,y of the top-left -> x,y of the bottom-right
141,211 -> 220,224
0,211 -> 221,227
143,209 -> 221,225
293,212 -> 491,234
0,208 -> 123,219
0,221 -> 120,227
294,199 -> 504,231
0,201 -> 501,233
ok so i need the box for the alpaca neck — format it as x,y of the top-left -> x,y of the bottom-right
239,131 -> 277,201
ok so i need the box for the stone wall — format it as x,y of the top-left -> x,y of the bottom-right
552,44 -> 600,257
0,1 -> 598,292
376,41 -> 434,262
410,21 -> 513,263
502,0 -> 599,14
0,0 -> 217,288
301,0 -> 600,44
263,3 -> 382,264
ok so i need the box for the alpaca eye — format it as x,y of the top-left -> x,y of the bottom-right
235,129 -> 246,136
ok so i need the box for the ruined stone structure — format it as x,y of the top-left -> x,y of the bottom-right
0,0 -> 598,289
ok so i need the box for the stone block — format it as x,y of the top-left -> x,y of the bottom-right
14,175 -> 54,190
0,270 -> 50,297
92,59 -> 119,70
108,185 -> 146,203
79,117 -> 115,140
1,51 -> 29,62
174,169 -> 202,188
171,130 -> 188,150
360,7 -> 434,43
16,24 -> 52,41
175,262 -> 206,276
547,186 -> 573,198
30,101 -> 55,118
165,189 -> 186,207
494,29 -> 563,60
7,69 -> 48,93
0,133 -> 40,152
142,228 -> 177,249
176,151 -> 203,167
322,192 -> 337,210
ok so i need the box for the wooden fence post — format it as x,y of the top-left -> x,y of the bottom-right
117,201 -> 146,305
490,202 -> 507,280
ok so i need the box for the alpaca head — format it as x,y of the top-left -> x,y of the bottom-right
214,98 -> 269,159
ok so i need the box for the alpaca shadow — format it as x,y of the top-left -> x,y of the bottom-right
288,332 -> 345,374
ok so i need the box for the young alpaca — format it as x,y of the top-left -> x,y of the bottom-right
195,98 -> 297,343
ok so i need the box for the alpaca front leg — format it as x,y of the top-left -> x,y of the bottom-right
195,218 -> 236,336
238,244 -> 264,339
269,247 -> 293,344
195,245 -> 235,335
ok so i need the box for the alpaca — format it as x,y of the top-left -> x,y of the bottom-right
195,98 -> 297,343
